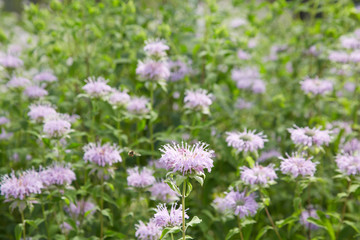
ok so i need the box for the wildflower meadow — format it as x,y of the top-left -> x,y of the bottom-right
0,0 -> 360,239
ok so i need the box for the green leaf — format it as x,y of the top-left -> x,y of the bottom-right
225,227 -> 239,240
160,226 -> 181,239
15,224 -> 22,240
255,226 -> 272,240
185,181 -> 192,197
101,209 -> 113,226
344,220 -> 360,233
349,184 -> 360,193
245,156 -> 255,168
165,179 -> 181,195
186,216 -> 202,230
276,215 -> 297,228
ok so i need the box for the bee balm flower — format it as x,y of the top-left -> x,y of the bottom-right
83,142 -> 122,167
226,129 -> 268,153
280,153 -> 317,177
241,164 -> 277,186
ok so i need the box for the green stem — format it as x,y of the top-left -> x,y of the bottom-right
238,218 -> 244,240
336,179 -> 351,239
20,210 -> 26,240
260,192 -> 282,240
100,175 -> 104,240
42,202 -> 50,240
149,84 -> 154,156
182,179 -> 187,240
171,233 -> 175,240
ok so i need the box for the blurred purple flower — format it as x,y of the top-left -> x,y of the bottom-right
0,117 -> 10,125
340,36 -> 360,49
33,71 -> 57,83
344,82 -> 356,92
6,77 -> 31,89
127,96 -> 150,114
335,153 -> 360,175
184,89 -> 213,114
108,90 -> 130,107
67,199 -> 96,218
43,114 -> 72,138
135,220 -> 161,240
241,164 -> 277,185
280,153 -> 317,177
28,103 -> 57,122
149,180 -> 179,203
82,77 -> 112,98
168,60 -> 190,82
343,139 -> 360,154
226,129 -> 268,153
328,51 -> 348,63
225,190 -> 258,218
136,60 -> 170,81
300,208 -> 319,230
83,142 -> 122,167
300,77 -> 333,95
0,54 -> 23,68
144,39 -> 169,57
24,86 -> 48,99
127,167 -> 155,188
258,150 -> 281,163
288,125 -> 331,147
0,128 -> 13,140
40,163 -> 76,186
237,50 -> 251,60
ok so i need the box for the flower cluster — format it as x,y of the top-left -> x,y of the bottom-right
83,142 -> 122,167
82,77 -> 112,98
135,220 -> 162,240
43,114 -> 72,138
300,77 -> 333,96
279,153 -> 317,178
231,67 -> 266,93
226,129 -> 268,153
241,164 -> 277,186
152,203 -> 188,227
184,89 -> 213,114
127,167 -> 156,188
288,125 -> 331,147
335,153 -> 360,175
40,163 -> 76,186
149,180 -> 179,203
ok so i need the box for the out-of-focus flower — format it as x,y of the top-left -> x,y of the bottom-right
340,36 -> 360,49
6,77 -> 31,89
127,167 -> 155,188
237,50 -> 251,60
343,139 -> 360,154
40,163 -> 76,186
153,203 -> 188,228
288,125 -> 332,147
159,141 -> 214,175
28,103 -> 57,122
127,96 -> 150,115
0,117 -> 10,125
184,89 -> 213,114
0,128 -> 13,140
241,164 -> 277,186
230,18 -> 247,28
258,150 -> 281,163
24,86 -> 48,99
168,60 -> 190,82
144,39 -> 169,58
43,114 -> 72,138
349,50 -> 360,63
300,208 -> 319,230
0,170 -> 43,200
226,129 -> 268,153
108,90 -> 130,107
280,153 -> 317,177
225,190 -> 258,218
135,220 -> 161,240
149,180 -> 179,203
326,121 -> 352,135
60,222 -> 73,234
300,77 -> 333,96
231,67 -> 265,93
67,199 -> 96,218
0,54 -> 23,68
136,60 -> 170,81
235,98 -> 253,110
82,77 -> 112,98
83,142 -> 122,167
33,71 -> 57,83
344,82 -> 356,92
335,153 -> 360,175
328,51 -> 348,63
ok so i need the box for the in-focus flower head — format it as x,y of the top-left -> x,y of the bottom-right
127,167 -> 155,188
226,129 -> 268,153
168,60 -> 191,82
240,164 -> 277,186
33,71 -> 57,83
153,203 -> 188,228
40,163 -> 76,186
300,77 -> 333,96
0,54 -> 23,68
43,114 -> 72,138
159,141 -> 215,175
144,39 -> 169,58
300,208 -> 319,230
149,180 -> 179,203
83,142 -> 122,167
335,153 -> 360,175
6,76 -> 31,89
28,103 -> 57,122
135,220 -> 161,240
24,85 -> 48,99
279,153 -> 317,178
0,169 -> 43,200
288,125 -> 332,147
184,89 -> 213,114
225,190 -> 259,218
136,60 -> 170,81
82,77 -> 112,98
108,89 -> 130,107
127,96 -> 150,115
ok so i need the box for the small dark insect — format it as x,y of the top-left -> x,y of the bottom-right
128,150 -> 141,157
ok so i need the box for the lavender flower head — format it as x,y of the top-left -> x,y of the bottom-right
184,89 -> 213,114
82,77 -> 112,98
288,125 -> 332,147
159,141 -> 215,175
43,114 -> 72,138
328,51 -> 348,63
231,67 -> 265,93
258,150 -> 281,163
300,208 -> 319,230
127,167 -> 155,188
349,50 -> 360,63
280,153 -> 317,177
68,199 -> 96,218
40,163 -> 76,186
28,103 -> 57,122
226,129 -> 268,153
300,77 -> 333,96
136,60 -> 170,81
235,98 -> 253,110
135,220 -> 161,240
0,117 -> 10,125
340,36 -> 360,49
33,71 -> 57,83
0,170 -> 43,200
153,203 -> 188,228
24,85 -> 48,99
108,90 -> 130,107
144,39 -> 169,58
335,153 -> 360,175
343,139 -> 360,154
237,50 -> 251,60
149,180 -> 179,203
241,164 -> 277,186
6,77 -> 31,89
168,60 -> 190,82
0,54 -> 23,68
225,190 -> 259,218
127,96 -> 150,115
0,128 -> 13,140
213,196 -> 230,213
83,142 -> 122,167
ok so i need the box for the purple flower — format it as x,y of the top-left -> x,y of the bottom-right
0,128 -> 13,140
326,121 -> 352,135
159,141 -> 215,175
153,203 -> 188,227
82,77 -> 112,98
135,220 -> 162,240
230,18 -> 247,28
252,79 -> 266,93
344,82 -> 356,92
67,199 -> 96,218
213,196 -> 230,213
24,86 -> 48,99
225,190 -> 259,218
280,153 -> 317,177
43,114 -> 72,138
340,36 -> 360,49
149,180 -> 179,203
83,142 -> 122,167
335,153 -> 360,175
226,129 -> 268,153
168,60 -> 190,82
0,54 -> 23,68
144,39 -> 169,57
343,139 -> 360,154
184,89 -> 213,114
108,90 -> 130,107
288,125 -> 332,147
0,170 -> 43,200
6,77 -> 31,88
235,98 -> 253,110
328,51 -> 348,63
136,60 -> 170,81
127,167 -> 155,188
300,77 -> 333,95
127,96 -> 150,114
40,163 -> 76,186
258,150 -> 281,163
349,50 -> 360,63
241,164 -> 277,186
237,50 -> 251,60
300,208 -> 319,230
231,67 -> 265,93
33,71 -> 57,83
0,117 -> 10,125
60,222 -> 73,234
28,103 -> 57,122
